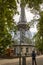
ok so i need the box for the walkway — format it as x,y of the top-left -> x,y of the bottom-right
0,55 -> 43,65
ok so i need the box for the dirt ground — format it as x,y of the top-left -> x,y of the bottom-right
0,55 -> 43,65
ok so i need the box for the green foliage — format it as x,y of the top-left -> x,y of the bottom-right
0,0 -> 17,54
28,0 -> 43,10
37,11 -> 43,35
33,11 -> 43,52
0,0 -> 43,54
17,0 -> 43,10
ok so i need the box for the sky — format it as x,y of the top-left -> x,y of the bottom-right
13,4 -> 37,36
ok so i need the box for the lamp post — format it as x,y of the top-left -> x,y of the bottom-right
19,28 -> 22,65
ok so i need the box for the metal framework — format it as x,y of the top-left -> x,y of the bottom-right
16,2 -> 34,65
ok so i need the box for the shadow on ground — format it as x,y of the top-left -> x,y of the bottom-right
1,62 -> 19,65
1,62 -> 31,65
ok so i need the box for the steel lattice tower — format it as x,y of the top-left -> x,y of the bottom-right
17,4 -> 29,44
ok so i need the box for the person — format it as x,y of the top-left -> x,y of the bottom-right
32,50 -> 37,65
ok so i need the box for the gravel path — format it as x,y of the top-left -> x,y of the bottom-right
0,55 -> 43,65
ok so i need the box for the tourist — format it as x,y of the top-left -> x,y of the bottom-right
32,50 -> 37,65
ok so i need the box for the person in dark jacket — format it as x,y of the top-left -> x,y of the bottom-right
32,50 -> 37,65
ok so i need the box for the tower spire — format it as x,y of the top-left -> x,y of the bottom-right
20,5 -> 26,23
17,3 -> 29,43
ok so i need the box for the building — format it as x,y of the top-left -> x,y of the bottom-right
13,3 -> 35,57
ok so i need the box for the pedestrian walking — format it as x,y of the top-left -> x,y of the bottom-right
32,50 -> 37,65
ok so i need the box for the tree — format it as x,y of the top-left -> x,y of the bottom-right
33,11 -> 43,53
17,0 -> 43,10
0,0 -> 17,54
0,0 -> 43,54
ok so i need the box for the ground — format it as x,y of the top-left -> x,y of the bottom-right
0,55 -> 43,65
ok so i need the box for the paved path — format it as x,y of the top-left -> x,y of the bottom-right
0,55 -> 43,65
